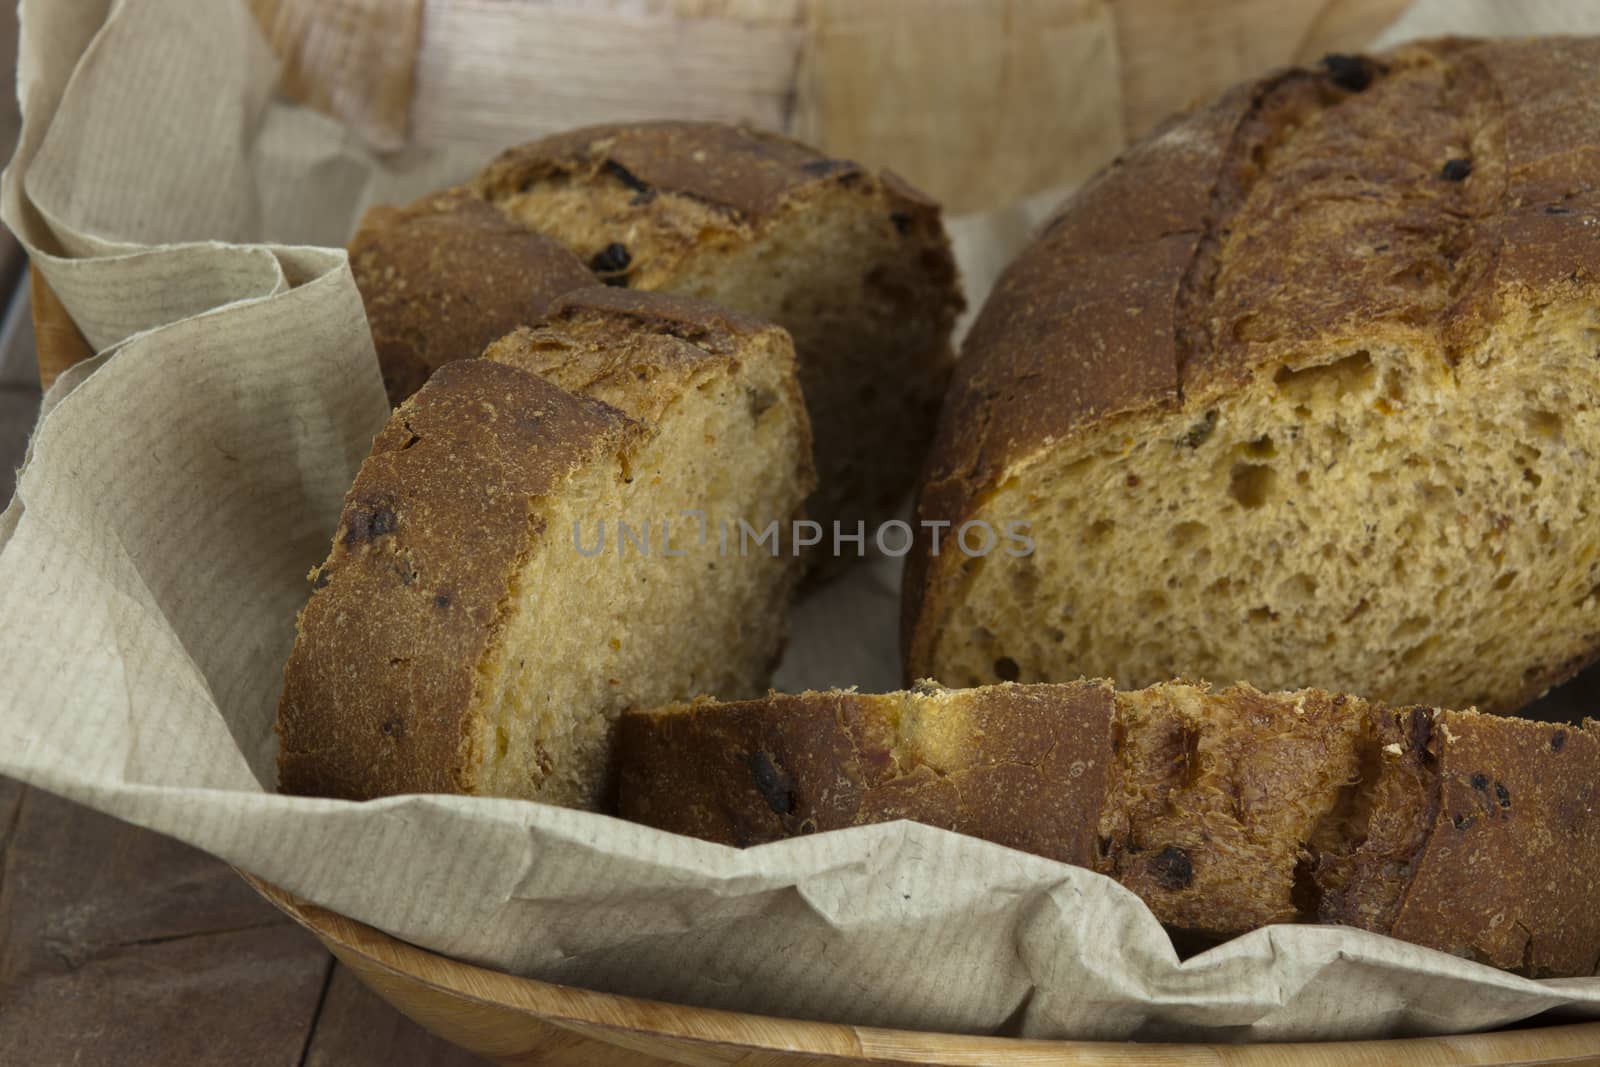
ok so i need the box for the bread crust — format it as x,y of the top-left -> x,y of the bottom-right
475,120 -> 941,226
904,37 -> 1600,686
485,288 -> 817,501
617,682 -> 1600,977
354,122 -> 957,542
1360,708 -> 1600,975
348,189 -> 595,405
618,684 -> 1112,861
277,358 -> 639,799
278,289 -> 812,800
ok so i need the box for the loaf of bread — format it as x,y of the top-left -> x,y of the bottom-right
618,680 -> 1600,976
277,288 -> 814,807
354,121 -> 961,540
348,189 -> 595,404
904,38 -> 1600,713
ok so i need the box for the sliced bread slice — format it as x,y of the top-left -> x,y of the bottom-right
617,680 -> 1600,977
277,289 -> 814,808
476,121 -> 964,539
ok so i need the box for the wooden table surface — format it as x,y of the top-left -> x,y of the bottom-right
0,368 -> 490,1065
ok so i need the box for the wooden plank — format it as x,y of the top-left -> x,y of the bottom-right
302,965 -> 492,1066
245,0 -> 423,151
0,780 -> 332,1065
0,776 -> 500,1064
409,0 -> 803,157
29,266 -> 91,390
0,0 -> 25,301
797,0 -> 1125,215
253,876 -> 1600,1067
0,386 -> 38,502
0,779 -> 23,857
1110,0 -> 1410,143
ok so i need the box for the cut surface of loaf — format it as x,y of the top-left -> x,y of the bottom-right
618,680 -> 1600,976
348,189 -> 595,405
475,121 -> 965,538
906,38 -> 1600,713
277,289 -> 814,808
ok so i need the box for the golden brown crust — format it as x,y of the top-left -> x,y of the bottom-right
358,122 -> 956,547
547,285 -> 774,340
1348,709 -> 1600,976
484,290 -> 817,492
348,188 -> 594,405
904,36 -> 1600,680
475,121 -> 935,222
617,682 -> 1600,976
279,288 -> 814,802
276,358 -> 639,799
617,683 -> 1113,862
1103,686 -> 1372,935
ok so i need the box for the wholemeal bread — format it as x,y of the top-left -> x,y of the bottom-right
348,189 -> 595,405
353,123 -> 963,540
277,288 -> 814,807
905,38 -> 1600,713
474,121 -> 964,539
618,680 -> 1600,976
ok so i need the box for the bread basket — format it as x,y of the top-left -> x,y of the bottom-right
238,871 -> 1600,1066
29,214 -> 1600,1067
22,0 -> 1600,1061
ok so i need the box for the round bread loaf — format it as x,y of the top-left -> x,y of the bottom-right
618,680 -> 1600,977
905,38 -> 1600,713
277,288 -> 814,808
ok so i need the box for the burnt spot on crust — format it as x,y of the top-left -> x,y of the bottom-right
1453,812 -> 1476,830
1552,729 -> 1568,751
602,158 -> 651,195
749,750 -> 795,815
380,716 -> 406,740
514,413 -> 550,439
1408,707 -> 1434,756
797,158 -> 864,186
1321,53 -> 1377,93
1471,772 -> 1490,792
590,242 -> 633,286
1495,781 -> 1512,810
434,593 -> 451,609
1545,205 -> 1572,215
800,157 -> 858,177
344,501 -> 398,545
310,567 -> 331,590
1441,158 -> 1473,182
1151,845 -> 1195,890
